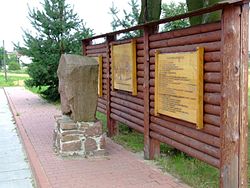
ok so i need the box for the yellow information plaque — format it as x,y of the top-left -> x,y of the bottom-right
111,39 -> 137,96
155,47 -> 204,129
93,56 -> 103,97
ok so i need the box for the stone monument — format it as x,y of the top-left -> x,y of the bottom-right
53,54 -> 106,157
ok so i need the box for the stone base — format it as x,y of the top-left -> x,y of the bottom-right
53,115 -> 106,157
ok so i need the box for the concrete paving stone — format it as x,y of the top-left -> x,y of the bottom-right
0,178 -> 34,188
0,89 -> 34,188
0,169 -> 32,182
0,161 -> 30,173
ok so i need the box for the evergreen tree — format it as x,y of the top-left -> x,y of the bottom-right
109,0 -> 140,38
161,2 -> 189,32
16,0 -> 93,101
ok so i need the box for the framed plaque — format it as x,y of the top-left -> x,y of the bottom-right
155,47 -> 204,129
111,39 -> 137,96
93,56 -> 103,97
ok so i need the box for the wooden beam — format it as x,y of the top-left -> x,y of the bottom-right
106,35 -> 116,137
239,2 -> 249,187
220,4 -> 242,188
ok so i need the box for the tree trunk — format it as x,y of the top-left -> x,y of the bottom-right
186,0 -> 203,25
186,0 -> 223,26
139,0 -> 161,33
203,0 -> 223,23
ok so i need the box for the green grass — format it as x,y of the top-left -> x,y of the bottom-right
113,124 -> 144,152
155,151 -> 219,188
96,112 -> 219,187
0,74 -> 29,87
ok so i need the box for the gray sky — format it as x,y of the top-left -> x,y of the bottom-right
1,0 -> 249,51
0,0 -> 185,51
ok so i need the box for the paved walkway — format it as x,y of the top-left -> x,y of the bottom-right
4,87 -> 189,188
0,88 -> 34,188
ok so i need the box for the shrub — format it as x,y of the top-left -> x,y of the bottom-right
8,61 -> 20,70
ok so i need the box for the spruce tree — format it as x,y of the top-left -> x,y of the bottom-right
17,0 -> 93,101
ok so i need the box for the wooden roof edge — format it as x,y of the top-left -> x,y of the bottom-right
82,0 -> 249,42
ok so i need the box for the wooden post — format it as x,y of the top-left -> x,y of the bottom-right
239,2 -> 249,187
106,35 -> 117,137
220,3 -> 248,187
82,39 -> 90,56
143,26 -> 160,159
143,26 -> 150,159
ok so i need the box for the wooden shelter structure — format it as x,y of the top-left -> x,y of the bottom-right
82,0 -> 249,187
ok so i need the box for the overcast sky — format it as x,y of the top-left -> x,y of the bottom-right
0,0 -> 249,52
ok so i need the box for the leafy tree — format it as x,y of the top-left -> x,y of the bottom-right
109,0 -> 140,38
110,1 -> 190,34
186,0 -> 223,25
8,61 -> 21,70
161,2 -> 189,32
16,0 -> 93,101
0,47 -> 9,69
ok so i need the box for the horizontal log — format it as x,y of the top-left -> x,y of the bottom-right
86,43 -> 106,50
204,62 -> 221,72
137,50 -> 144,57
149,22 -> 221,42
102,90 -> 107,95
149,42 -> 221,56
204,93 -> 221,105
137,57 -> 144,64
137,43 -> 144,50
150,132 -> 220,168
111,108 -> 144,126
102,68 -> 108,74
204,83 -> 221,93
137,85 -> 143,92
86,48 -> 107,54
110,91 -> 144,105
204,104 -> 221,116
87,53 -> 107,58
111,113 -> 144,133
111,102 -> 144,119
98,102 -> 106,110
97,107 -> 106,114
137,78 -> 144,85
136,37 -> 144,43
100,94 -> 108,100
110,37 -> 143,46
137,92 -> 144,99
111,97 -> 144,113
137,71 -> 144,77
149,100 -> 220,126
204,51 -> 221,62
150,117 -> 220,147
149,109 -> 220,137
204,73 -> 221,83
150,123 -> 220,158
150,30 -> 221,49
204,114 -> 220,127
137,64 -> 144,71
98,98 -> 107,105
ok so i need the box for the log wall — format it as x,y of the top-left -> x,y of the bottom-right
82,1 -> 249,187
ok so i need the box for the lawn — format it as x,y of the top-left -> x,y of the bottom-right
0,74 -> 29,87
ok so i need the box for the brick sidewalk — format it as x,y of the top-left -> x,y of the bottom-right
4,87 -> 189,188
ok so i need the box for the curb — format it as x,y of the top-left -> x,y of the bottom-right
3,88 -> 51,188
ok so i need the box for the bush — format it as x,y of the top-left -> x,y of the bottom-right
8,61 -> 20,70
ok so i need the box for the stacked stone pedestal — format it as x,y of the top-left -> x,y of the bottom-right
53,115 -> 106,157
